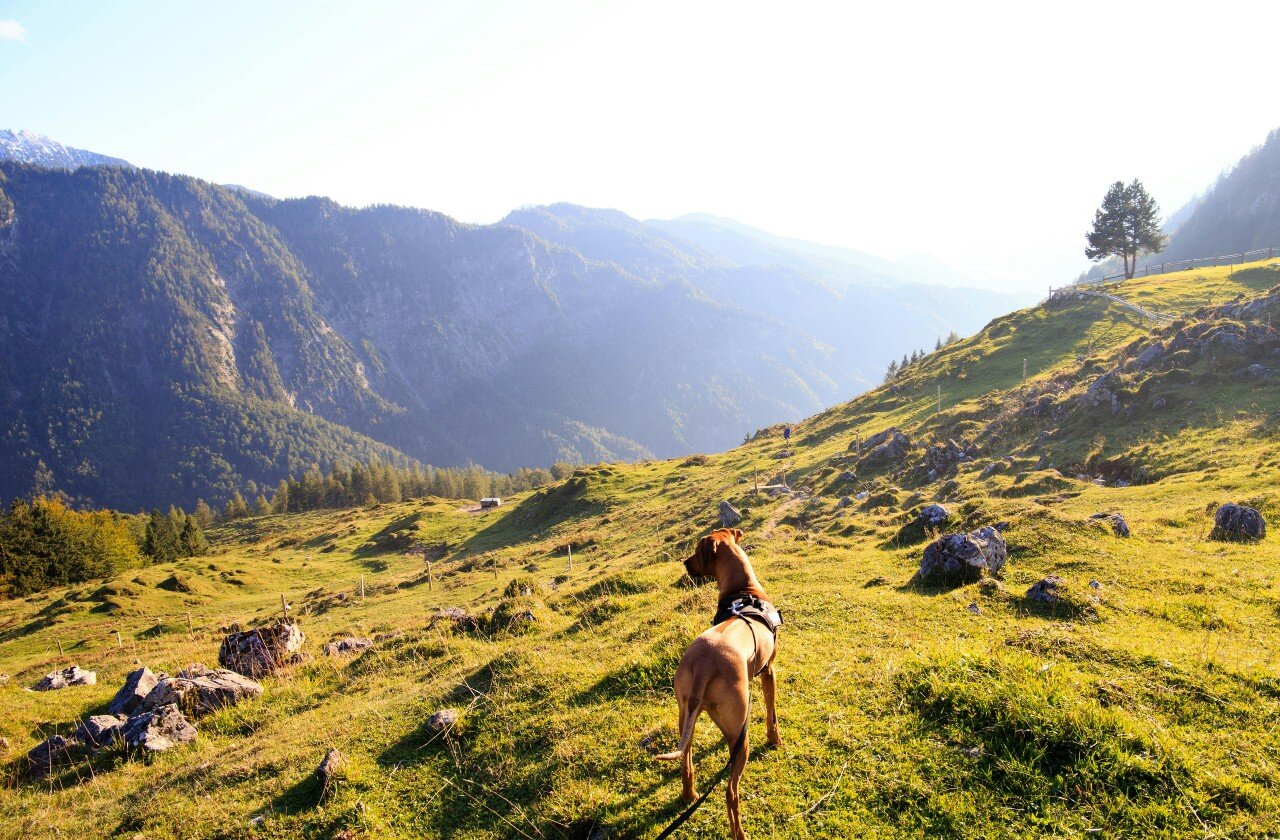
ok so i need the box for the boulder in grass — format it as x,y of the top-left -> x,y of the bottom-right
1210,503 -> 1266,542
218,621 -> 305,678
1025,575 -> 1066,605
31,666 -> 96,691
123,704 -> 196,753
27,734 -> 76,776
718,501 -> 742,528
1089,512 -> 1130,538
317,748 -> 347,795
143,664 -> 262,717
109,667 -> 164,716
916,526 -> 1007,585
75,715 -> 127,748
426,708 -> 460,735
918,504 -> 949,528
323,637 -> 374,657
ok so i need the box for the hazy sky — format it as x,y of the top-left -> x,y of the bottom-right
2,0 -> 1278,291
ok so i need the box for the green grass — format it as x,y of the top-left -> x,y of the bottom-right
3,263 -> 1280,837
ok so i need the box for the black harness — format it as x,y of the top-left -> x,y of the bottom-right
712,593 -> 782,680
712,593 -> 783,635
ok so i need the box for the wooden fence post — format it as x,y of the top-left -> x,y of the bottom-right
280,593 -> 288,623
427,560 -> 433,590
186,611 -> 194,638
360,575 -> 365,600
116,630 -> 123,649
936,384 -> 942,413
567,544 -> 573,571
1022,358 -> 1027,382
57,639 -> 65,657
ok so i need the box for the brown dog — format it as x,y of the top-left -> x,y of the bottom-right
656,528 -> 781,840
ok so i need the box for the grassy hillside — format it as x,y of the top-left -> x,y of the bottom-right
2,262 -> 1280,838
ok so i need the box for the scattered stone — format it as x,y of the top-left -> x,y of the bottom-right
1151,396 -> 1167,409
1079,371 -> 1122,415
837,496 -> 852,508
433,607 -> 481,633
123,704 -> 197,753
31,666 -> 96,692
1210,503 -> 1266,542
916,526 -> 1008,585
837,471 -> 856,483
316,748 -> 347,792
323,637 -> 374,657
918,504 -> 949,527
1238,363 -> 1273,381
76,715 -> 127,748
1089,580 -> 1101,590
920,439 -> 976,477
855,491 -> 869,501
1090,512 -> 1130,537
1025,575 -> 1066,605
858,429 -> 913,468
218,621 -> 305,678
426,708 -> 460,735
144,664 -> 263,717
0,673 -> 9,684
961,745 -> 984,759
109,667 -> 163,717
966,602 -> 981,615
0,736 -> 9,754
27,734 -> 75,776
718,501 -> 742,528
773,449 -> 794,459
1134,342 -> 1164,369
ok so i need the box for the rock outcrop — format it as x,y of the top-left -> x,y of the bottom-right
122,704 -> 197,753
108,667 -> 163,716
323,637 -> 374,657
1210,503 -> 1266,541
143,664 -> 263,716
31,666 -> 96,691
218,621 -> 305,678
1025,575 -> 1066,605
26,734 -> 76,776
916,526 -> 1007,585
858,429 -> 912,469
718,501 -> 742,528
917,504 -> 949,528
75,715 -> 127,748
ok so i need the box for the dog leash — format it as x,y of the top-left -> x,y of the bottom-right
653,719 -> 748,839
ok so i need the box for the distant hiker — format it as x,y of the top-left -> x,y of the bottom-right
782,425 -> 791,442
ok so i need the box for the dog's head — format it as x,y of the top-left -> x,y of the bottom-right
684,528 -> 743,582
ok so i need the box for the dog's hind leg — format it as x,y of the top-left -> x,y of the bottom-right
675,694 -> 696,800
760,663 -> 781,747
708,689 -> 751,840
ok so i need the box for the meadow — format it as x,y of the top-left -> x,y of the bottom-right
2,262 -> 1280,838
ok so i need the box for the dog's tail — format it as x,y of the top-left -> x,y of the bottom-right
655,673 -> 709,762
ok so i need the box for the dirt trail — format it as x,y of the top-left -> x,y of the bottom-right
760,495 -> 804,539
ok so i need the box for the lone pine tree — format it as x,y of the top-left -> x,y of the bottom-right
1086,179 -> 1166,279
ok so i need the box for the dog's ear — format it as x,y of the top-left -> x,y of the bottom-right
698,535 -> 718,567
730,528 -> 743,542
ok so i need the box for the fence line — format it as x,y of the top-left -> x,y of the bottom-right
1077,247 -> 1279,286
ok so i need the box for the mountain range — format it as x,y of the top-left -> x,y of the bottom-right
0,136 -> 1019,510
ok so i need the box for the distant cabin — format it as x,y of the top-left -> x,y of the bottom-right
480,497 -> 502,509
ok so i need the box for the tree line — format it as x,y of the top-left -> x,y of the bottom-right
0,499 -> 208,598
210,459 -> 565,523
883,332 -> 961,384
